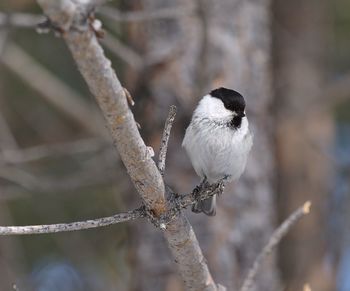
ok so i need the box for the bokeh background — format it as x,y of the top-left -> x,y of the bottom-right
0,0 -> 349,290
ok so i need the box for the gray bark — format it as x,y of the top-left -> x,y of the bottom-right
36,1 -> 222,290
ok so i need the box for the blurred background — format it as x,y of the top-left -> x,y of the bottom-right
0,0 -> 349,290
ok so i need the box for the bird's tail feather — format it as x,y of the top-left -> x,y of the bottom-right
192,195 -> 216,216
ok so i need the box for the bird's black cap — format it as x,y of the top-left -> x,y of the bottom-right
210,87 -> 245,113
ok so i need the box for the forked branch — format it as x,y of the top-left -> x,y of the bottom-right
33,1 -> 221,289
0,176 -> 225,235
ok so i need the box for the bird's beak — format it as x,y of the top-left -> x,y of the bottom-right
239,112 -> 246,118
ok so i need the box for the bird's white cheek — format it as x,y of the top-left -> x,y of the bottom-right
194,95 -> 233,120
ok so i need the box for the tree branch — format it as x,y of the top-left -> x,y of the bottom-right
38,0 -> 166,215
158,105 -> 177,177
240,201 -> 312,291
0,207 -> 144,235
34,1 -> 222,290
0,181 -> 224,235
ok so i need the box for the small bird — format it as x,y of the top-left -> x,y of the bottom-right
182,87 -> 253,216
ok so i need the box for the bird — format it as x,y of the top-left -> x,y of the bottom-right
182,87 -> 253,216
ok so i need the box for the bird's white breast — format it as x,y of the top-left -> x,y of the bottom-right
182,100 -> 252,184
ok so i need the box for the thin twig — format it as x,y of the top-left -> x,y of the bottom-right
0,181 -> 221,235
0,207 -> 144,235
158,105 -> 177,176
123,88 -> 135,106
240,201 -> 312,291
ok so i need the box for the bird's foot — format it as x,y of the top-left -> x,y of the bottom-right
192,184 -> 202,199
215,177 -> 228,196
192,178 -> 207,196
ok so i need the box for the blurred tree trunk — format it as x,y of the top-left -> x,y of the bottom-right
273,0 -> 335,290
128,0 -> 280,290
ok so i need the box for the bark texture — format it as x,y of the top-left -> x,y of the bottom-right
36,1 -> 222,290
63,28 -> 166,215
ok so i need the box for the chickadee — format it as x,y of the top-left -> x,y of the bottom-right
182,87 -> 253,216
